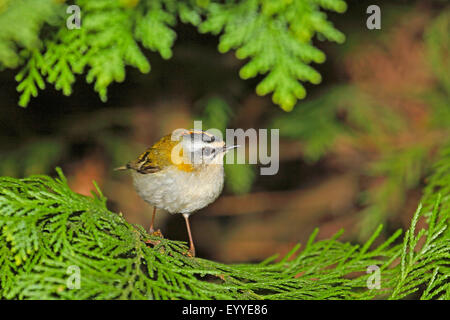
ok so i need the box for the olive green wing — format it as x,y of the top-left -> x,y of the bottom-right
114,148 -> 162,174
129,148 -> 163,174
115,134 -> 178,174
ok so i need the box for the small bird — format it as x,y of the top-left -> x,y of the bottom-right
116,129 -> 238,256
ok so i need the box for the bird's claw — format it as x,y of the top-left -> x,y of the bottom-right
145,229 -> 164,246
150,229 -> 164,238
183,248 -> 195,257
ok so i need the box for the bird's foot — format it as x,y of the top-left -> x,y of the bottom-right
145,229 -> 164,246
183,247 -> 196,258
150,229 -> 164,238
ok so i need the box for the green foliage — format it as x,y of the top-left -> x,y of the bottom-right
425,9 -> 450,95
199,0 -> 346,111
17,0 -> 174,106
271,85 -> 406,161
390,198 -> 449,300
271,84 -> 447,239
270,9 -> 450,238
422,144 -> 450,218
199,96 -> 234,134
224,162 -> 256,194
0,0 -> 346,109
358,146 -> 429,239
0,164 -> 448,299
0,0 -> 60,69
425,8 -> 450,128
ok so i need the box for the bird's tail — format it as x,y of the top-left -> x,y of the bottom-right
114,165 -> 129,171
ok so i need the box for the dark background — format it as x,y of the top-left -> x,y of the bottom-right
0,0 -> 448,262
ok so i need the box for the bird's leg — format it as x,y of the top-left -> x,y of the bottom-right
148,207 -> 163,237
149,207 -> 157,234
145,207 -> 163,245
183,213 -> 196,257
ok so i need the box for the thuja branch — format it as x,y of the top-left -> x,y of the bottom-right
0,169 -> 448,299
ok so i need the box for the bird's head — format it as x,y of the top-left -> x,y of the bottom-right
175,129 -> 238,166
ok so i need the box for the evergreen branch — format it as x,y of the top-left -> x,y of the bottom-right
0,0 -> 346,109
0,0 -> 60,69
422,144 -> 450,218
0,167 -> 448,299
15,50 -> 47,107
199,0 -> 346,111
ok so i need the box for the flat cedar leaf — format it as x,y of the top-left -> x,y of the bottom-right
1,165 -> 447,299
4,0 -> 346,108
200,0 -> 346,111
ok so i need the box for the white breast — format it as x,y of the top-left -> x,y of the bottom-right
131,165 -> 224,215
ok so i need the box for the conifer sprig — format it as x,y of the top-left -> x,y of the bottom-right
0,166 -> 448,300
0,0 -> 346,109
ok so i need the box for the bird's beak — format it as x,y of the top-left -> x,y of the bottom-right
223,145 -> 240,152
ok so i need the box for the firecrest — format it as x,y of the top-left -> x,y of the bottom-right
116,129 -> 238,256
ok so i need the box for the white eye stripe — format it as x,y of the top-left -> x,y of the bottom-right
184,133 -> 223,147
187,132 -> 215,143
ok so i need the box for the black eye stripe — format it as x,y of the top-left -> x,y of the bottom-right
206,135 -> 215,143
201,133 -> 215,143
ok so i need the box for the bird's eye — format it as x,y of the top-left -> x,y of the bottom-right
202,147 -> 215,156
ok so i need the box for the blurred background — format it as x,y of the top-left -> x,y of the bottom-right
0,1 -> 448,262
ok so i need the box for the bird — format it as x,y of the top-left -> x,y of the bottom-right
115,129 -> 238,256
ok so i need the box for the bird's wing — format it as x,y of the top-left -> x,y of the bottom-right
126,148 -> 162,174
117,133 -> 182,174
